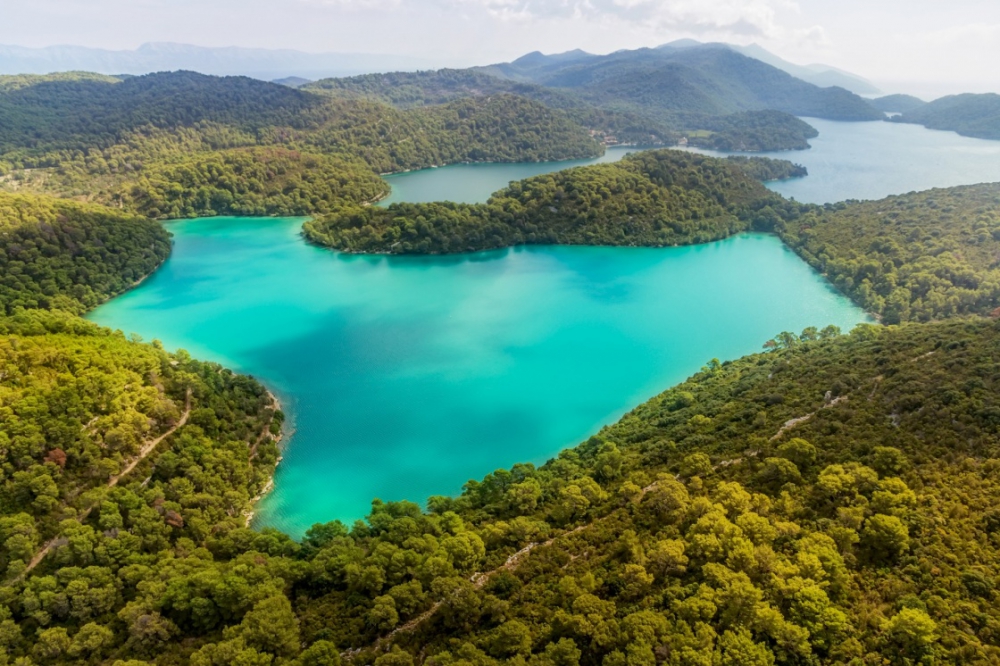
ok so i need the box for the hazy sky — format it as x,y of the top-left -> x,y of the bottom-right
3,0 -> 999,96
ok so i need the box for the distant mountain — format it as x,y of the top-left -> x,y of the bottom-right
658,40 -> 880,95
871,94 -> 926,114
272,76 -> 312,88
893,93 -> 1000,140
479,46 -> 883,122
0,42 -> 434,80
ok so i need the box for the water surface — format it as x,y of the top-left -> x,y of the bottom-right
89,218 -> 867,537
382,119 -> 1000,206
687,118 -> 1000,203
380,146 -> 644,205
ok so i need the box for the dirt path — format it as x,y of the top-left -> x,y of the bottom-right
249,391 -> 281,462
345,524 -> 590,659
12,389 -> 193,582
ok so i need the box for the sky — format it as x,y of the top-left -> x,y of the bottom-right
2,0 -> 999,96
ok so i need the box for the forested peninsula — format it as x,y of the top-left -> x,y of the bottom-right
304,152 -> 791,254
305,149 -> 1000,326
4,65 -> 1000,665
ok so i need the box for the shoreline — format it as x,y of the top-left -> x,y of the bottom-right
243,388 -> 289,527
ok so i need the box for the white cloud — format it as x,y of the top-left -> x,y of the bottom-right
448,0 -> 800,38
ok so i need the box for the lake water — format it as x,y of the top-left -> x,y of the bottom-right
383,119 -> 1000,206
380,146 -> 641,205
89,218 -> 867,537
689,118 -> 1000,204
92,117 -> 996,537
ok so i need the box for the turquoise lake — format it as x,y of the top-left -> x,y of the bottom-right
89,221 -> 866,537
87,117 -> 1000,538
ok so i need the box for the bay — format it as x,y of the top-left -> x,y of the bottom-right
89,218 -> 867,537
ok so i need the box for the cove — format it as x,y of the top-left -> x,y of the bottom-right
380,146 -> 643,205
88,217 -> 868,538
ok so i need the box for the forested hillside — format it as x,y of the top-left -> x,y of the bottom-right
0,72 -> 603,213
303,151 -> 790,254
893,93 -> 1000,140
682,111 -> 818,152
117,148 -> 389,219
3,66 -> 1000,665
305,62 -> 817,151
779,184 -> 1000,323
0,192 -> 170,314
4,308 -> 1000,663
479,46 -> 883,122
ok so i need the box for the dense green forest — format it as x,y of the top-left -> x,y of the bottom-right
893,93 -> 1000,140
0,72 -> 603,212
117,148 -> 388,219
304,67 -> 824,153
0,310 -> 283,665
303,151 -> 791,254
778,184 -> 1000,323
4,63 -> 1000,664
682,112 -> 819,152
0,192 -> 170,314
722,156 -> 807,182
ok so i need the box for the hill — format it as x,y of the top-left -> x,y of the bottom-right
870,94 -> 926,114
273,76 -> 312,88
0,191 -> 170,314
305,65 -> 826,153
659,40 -> 881,95
779,183 -> 1000,323
479,46 -> 883,123
116,147 -> 389,219
0,72 -> 603,208
893,93 -> 1000,140
303,151 -> 791,254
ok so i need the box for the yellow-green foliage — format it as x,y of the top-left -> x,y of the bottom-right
118,147 -> 389,219
780,184 -> 1000,322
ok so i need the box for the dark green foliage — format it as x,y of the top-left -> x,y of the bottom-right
0,72 -> 603,205
0,191 -> 170,314
723,156 -> 807,182
684,111 -> 819,151
894,93 -> 1000,140
304,150 -> 788,254
778,184 -> 1000,322
304,55 -> 864,152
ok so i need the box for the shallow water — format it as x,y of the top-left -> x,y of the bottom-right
89,219 -> 868,537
